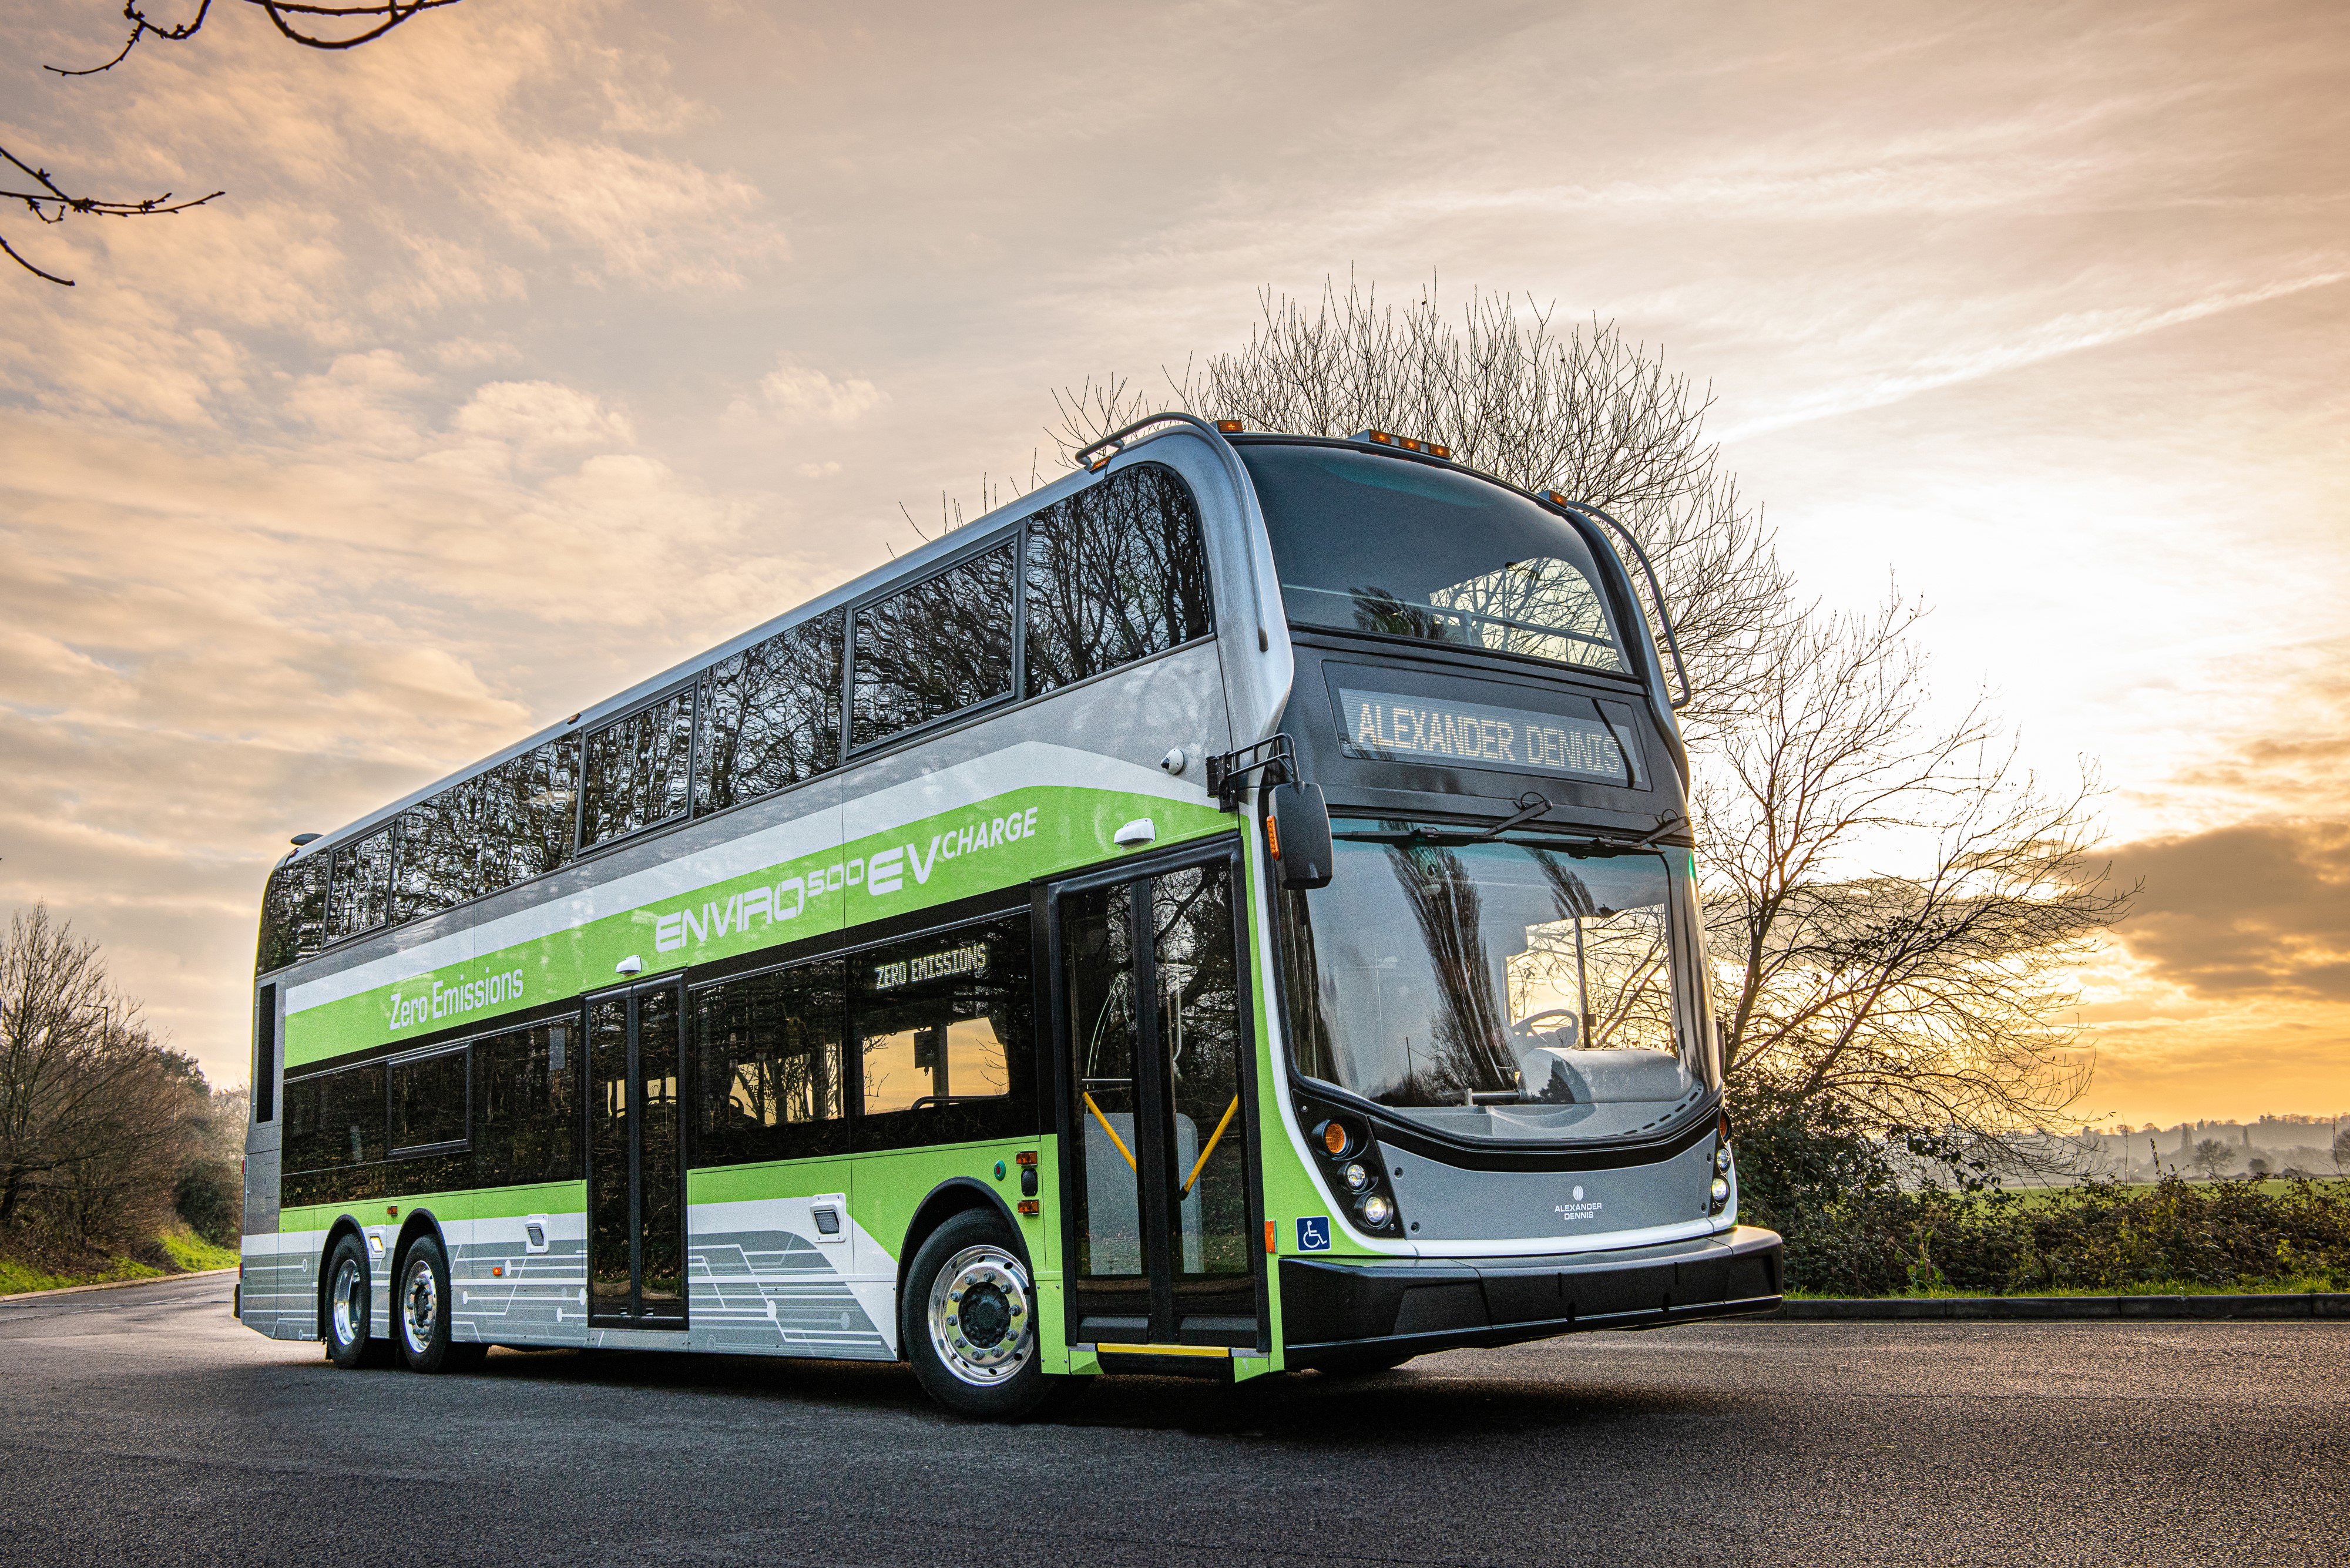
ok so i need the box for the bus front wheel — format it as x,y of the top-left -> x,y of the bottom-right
904,1210 -> 1057,1421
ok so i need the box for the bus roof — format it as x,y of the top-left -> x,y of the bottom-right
284,424 -> 1233,867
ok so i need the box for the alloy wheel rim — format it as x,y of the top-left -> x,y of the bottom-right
331,1258 -> 364,1347
401,1257 -> 438,1355
926,1244 -> 1033,1388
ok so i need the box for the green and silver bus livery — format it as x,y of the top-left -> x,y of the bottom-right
238,415 -> 1781,1416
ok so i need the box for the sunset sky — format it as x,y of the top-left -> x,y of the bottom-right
1,1 -> 2342,1126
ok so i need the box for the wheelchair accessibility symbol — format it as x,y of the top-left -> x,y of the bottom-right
1297,1216 -> 1331,1251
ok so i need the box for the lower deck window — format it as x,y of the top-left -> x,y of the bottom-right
694,960 -> 848,1164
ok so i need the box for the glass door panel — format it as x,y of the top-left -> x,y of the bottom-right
1064,885 -> 1148,1339
1058,851 -> 1259,1350
585,982 -> 686,1328
587,996 -> 632,1321
1154,862 -> 1251,1314
636,987 -> 684,1318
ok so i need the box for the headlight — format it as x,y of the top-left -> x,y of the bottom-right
1359,1193 -> 1395,1228
1342,1161 -> 1371,1193
1715,1145 -> 1733,1174
1710,1176 -> 1730,1204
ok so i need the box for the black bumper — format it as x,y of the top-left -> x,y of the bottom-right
1281,1225 -> 1782,1366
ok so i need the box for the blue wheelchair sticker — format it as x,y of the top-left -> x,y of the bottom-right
1297,1216 -> 1331,1252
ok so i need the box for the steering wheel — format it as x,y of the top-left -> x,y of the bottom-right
1510,1008 -> 1577,1037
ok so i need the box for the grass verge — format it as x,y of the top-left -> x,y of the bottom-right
0,1224 -> 235,1295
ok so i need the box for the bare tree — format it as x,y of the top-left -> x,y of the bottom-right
1045,276 -> 1796,746
5,0 -> 463,286
2188,1138 -> 2234,1182
1699,595 -> 2129,1144
1039,273 -> 2130,1147
0,905 -> 203,1251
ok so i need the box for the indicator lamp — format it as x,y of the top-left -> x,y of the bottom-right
1321,1120 -> 1351,1158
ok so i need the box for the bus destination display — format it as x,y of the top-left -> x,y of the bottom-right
1336,684 -> 1630,784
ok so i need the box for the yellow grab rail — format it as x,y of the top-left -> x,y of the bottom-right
1180,1096 -> 1241,1198
1083,1091 -> 1137,1172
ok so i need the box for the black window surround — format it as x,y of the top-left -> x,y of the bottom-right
263,459 -> 1217,971
280,895 -> 1048,1205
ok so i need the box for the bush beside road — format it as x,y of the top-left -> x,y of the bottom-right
1738,1088 -> 2350,1298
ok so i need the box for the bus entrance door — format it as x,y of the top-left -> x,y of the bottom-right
1056,851 -> 1262,1357
585,979 -> 686,1329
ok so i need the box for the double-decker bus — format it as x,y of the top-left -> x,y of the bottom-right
237,414 -> 1781,1417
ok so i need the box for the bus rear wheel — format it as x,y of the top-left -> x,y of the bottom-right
397,1235 -> 487,1374
323,1234 -> 380,1369
905,1210 -> 1056,1421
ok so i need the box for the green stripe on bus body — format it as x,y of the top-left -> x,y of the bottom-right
277,1181 -> 586,1233
286,784 -> 1224,1066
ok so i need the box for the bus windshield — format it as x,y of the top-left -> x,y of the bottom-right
1279,835 -> 1714,1143
1238,444 -> 1627,675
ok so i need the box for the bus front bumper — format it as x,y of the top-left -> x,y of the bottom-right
1280,1224 -> 1782,1368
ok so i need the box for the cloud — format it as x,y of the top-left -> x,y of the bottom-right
1716,269 -> 2350,441
728,358 -> 889,427
2107,820 -> 2350,1003
449,380 -> 634,458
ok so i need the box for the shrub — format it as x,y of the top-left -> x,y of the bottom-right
1734,1086 -> 2350,1294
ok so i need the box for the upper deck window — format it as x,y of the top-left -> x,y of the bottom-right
581,689 -> 693,849
1022,461 -> 1214,697
851,542 -> 1019,748
695,609 -> 844,814
327,827 -> 394,942
1238,444 -> 1627,676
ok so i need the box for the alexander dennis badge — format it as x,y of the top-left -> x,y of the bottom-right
1297,1216 -> 1331,1251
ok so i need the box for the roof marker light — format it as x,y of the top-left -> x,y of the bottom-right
1213,418 -> 1244,434
1354,428 -> 1451,459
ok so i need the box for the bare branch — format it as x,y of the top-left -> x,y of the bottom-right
48,0 -> 462,76
14,0 -> 459,286
1,142 -> 223,286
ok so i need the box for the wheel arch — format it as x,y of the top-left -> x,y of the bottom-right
893,1178 -> 1028,1358
391,1208 -> 448,1290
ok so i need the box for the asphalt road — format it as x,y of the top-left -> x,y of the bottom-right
2,1272 -> 2344,1567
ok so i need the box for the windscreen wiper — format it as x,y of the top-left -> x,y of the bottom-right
1468,792 -> 1552,842
1333,801 -> 1675,855
1331,793 -> 1549,849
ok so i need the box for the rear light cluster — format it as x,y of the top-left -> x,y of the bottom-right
1298,1096 -> 1405,1234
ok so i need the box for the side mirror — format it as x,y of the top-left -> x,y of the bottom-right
1265,781 -> 1334,889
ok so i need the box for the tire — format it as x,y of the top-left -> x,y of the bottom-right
902,1210 -> 1058,1420
395,1235 -> 486,1373
323,1234 -> 374,1370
